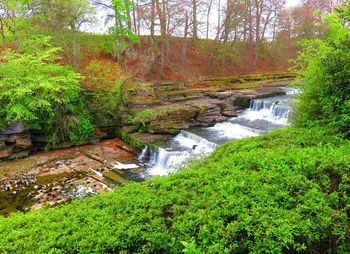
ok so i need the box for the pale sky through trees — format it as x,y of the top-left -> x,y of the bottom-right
83,0 -> 301,37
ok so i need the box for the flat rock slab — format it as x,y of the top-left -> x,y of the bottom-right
0,138 -> 142,216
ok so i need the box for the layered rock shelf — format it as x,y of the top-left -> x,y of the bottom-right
0,74 -> 294,161
0,72 -> 295,215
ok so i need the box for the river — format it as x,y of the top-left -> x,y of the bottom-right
138,87 -> 298,177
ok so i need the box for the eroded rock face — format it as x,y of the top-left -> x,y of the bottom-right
128,85 -> 288,135
0,76 -> 293,161
14,134 -> 32,149
0,133 -> 33,160
0,146 -> 14,159
147,105 -> 200,133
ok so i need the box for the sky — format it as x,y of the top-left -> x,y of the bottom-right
286,0 -> 301,7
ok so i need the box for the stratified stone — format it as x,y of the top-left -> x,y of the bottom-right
14,134 -> 32,149
0,140 -> 5,150
5,135 -> 16,143
0,146 -> 14,159
129,132 -> 170,143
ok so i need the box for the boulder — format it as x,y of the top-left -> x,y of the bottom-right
0,121 -> 25,135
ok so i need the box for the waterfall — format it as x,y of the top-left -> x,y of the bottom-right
138,146 -> 148,161
140,88 -> 297,177
173,131 -> 218,152
142,131 -> 218,176
209,122 -> 260,139
241,99 -> 291,124
147,147 -> 191,176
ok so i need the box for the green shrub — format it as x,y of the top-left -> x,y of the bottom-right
83,60 -> 129,127
0,127 -> 349,253
0,36 -> 95,145
291,9 -> 350,136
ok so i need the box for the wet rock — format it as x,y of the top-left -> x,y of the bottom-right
215,116 -> 227,122
221,110 -> 237,117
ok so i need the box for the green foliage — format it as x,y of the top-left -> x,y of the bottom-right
0,36 -> 94,145
83,60 -> 128,127
0,127 -> 349,253
291,7 -> 350,136
117,127 -> 144,150
129,108 -> 167,132
101,0 -> 138,59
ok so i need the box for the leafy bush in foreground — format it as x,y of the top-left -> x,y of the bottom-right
0,127 -> 349,253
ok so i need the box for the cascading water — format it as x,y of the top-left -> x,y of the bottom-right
144,131 -> 218,176
140,88 -> 298,177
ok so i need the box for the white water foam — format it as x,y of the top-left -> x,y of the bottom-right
240,100 -> 291,125
208,122 -> 260,139
173,131 -> 218,153
145,131 -> 218,176
147,147 -> 191,176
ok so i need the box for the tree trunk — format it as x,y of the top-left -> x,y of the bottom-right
193,0 -> 197,40
0,19 -> 5,47
155,0 -> 167,73
182,11 -> 189,69
132,0 -> 137,34
124,0 -> 132,31
206,0 -> 212,41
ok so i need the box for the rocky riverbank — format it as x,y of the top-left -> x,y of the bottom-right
0,139 -> 142,216
0,72 -> 295,216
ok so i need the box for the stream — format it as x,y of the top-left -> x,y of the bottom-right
138,87 -> 298,177
0,87 -> 297,216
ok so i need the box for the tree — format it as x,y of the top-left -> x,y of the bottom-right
292,2 -> 350,136
0,0 -> 31,49
0,36 -> 95,145
28,0 -> 94,69
94,0 -> 138,61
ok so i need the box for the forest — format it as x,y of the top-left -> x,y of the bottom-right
0,0 -> 350,253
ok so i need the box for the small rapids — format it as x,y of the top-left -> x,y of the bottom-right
139,87 -> 298,177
